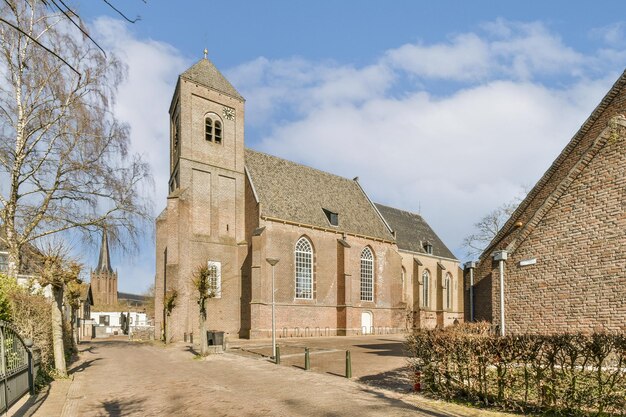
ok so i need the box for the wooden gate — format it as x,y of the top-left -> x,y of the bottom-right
0,321 -> 40,413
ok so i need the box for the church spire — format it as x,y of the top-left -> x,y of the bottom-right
96,228 -> 113,273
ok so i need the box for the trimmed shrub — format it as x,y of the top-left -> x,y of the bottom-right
406,323 -> 626,416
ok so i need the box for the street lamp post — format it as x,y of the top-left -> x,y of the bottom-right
493,250 -> 508,336
266,257 -> 280,359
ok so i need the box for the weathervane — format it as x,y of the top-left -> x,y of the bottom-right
203,48 -> 208,59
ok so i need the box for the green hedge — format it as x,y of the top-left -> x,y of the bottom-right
406,323 -> 626,416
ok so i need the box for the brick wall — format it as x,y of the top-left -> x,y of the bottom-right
471,79 -> 626,334
399,252 -> 462,330
247,220 -> 407,338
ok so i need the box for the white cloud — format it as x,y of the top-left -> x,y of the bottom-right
227,57 -> 394,127
590,22 -> 626,45
385,33 -> 491,81
386,19 -> 584,81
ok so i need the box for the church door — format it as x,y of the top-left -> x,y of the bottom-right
361,311 -> 373,335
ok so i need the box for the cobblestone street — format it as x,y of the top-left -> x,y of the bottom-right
17,338 -> 518,417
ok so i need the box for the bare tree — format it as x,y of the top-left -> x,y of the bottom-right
38,243 -> 81,377
192,264 -> 216,356
463,200 -> 519,259
0,0 -> 152,278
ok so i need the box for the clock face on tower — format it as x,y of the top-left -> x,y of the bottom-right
222,106 -> 235,121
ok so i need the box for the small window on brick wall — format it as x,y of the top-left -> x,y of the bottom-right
205,117 -> 212,141
215,121 -> 222,144
207,261 -> 222,298
205,115 -> 223,144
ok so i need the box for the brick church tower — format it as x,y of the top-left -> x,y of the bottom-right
91,229 -> 118,306
155,54 -> 247,341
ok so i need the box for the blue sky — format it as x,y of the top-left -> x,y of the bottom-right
74,1 -> 626,293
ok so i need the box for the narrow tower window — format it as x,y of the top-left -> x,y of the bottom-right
205,117 -> 213,142
215,120 -> 222,144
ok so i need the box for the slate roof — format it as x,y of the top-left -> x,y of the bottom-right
375,203 -> 457,260
181,58 -> 243,101
245,149 -> 395,241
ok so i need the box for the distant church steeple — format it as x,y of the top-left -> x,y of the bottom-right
91,227 -> 118,306
96,228 -> 113,273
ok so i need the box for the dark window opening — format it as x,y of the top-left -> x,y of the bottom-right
322,209 -> 339,226
423,242 -> 433,255
205,118 -> 213,141
99,315 -> 110,326
215,121 -> 222,144
173,113 -> 180,152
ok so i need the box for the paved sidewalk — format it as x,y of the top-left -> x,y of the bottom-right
20,339 -> 520,417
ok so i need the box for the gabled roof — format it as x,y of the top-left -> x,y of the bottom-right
245,149 -> 395,241
180,58 -> 243,101
480,69 -> 626,259
375,203 -> 457,260
80,283 -> 93,305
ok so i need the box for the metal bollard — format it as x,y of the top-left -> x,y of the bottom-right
275,345 -> 281,365
345,350 -> 352,379
304,347 -> 310,370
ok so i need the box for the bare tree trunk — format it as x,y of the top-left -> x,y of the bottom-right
71,308 -> 78,346
200,302 -> 207,356
6,243 -> 20,279
51,286 -> 67,377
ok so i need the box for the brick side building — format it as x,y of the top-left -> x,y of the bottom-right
468,71 -> 626,334
155,57 -> 461,341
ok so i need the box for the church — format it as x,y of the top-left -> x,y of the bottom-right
154,56 -> 462,341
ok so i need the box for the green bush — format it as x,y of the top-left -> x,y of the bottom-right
0,274 -> 60,383
406,323 -> 626,416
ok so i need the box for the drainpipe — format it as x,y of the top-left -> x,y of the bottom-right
464,261 -> 476,322
492,250 -> 508,336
